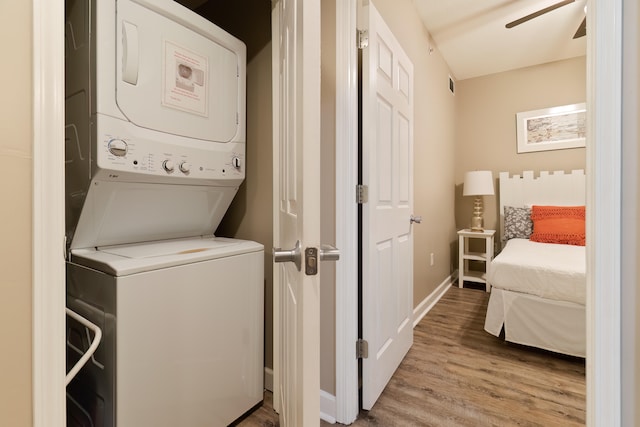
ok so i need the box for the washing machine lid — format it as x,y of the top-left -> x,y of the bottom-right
115,0 -> 245,143
71,236 -> 263,276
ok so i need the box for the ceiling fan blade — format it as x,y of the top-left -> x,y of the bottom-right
506,0 -> 575,28
573,17 -> 586,38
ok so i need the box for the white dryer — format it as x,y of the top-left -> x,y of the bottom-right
64,0 -> 264,425
65,0 -> 247,250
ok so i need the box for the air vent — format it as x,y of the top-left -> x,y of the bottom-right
448,75 -> 455,95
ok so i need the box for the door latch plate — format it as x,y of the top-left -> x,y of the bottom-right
305,247 -> 318,276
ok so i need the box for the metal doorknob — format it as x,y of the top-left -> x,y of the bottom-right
319,244 -> 340,262
273,240 -> 302,271
410,215 -> 422,224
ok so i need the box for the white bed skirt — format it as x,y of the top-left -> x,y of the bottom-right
484,288 -> 586,358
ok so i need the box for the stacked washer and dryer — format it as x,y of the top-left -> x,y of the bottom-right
64,0 -> 264,425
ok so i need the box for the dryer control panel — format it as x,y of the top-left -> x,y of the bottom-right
96,115 -> 244,183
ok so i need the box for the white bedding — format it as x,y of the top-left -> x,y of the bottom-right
484,288 -> 586,357
488,238 -> 586,305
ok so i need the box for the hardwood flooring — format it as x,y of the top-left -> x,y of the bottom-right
237,285 -> 586,426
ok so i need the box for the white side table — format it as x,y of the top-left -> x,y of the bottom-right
457,229 -> 495,292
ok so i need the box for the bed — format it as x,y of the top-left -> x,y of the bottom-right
483,170 -> 586,358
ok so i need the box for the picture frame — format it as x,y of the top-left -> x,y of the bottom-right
516,103 -> 586,153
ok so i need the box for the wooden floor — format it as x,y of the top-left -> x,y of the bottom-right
238,285 -> 586,426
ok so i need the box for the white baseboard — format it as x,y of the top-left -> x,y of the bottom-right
413,272 -> 456,327
320,390 -> 337,424
264,367 -> 273,392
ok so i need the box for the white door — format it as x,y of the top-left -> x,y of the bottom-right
272,0 -> 322,426
360,1 -> 415,410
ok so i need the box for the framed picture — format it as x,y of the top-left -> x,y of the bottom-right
516,103 -> 586,153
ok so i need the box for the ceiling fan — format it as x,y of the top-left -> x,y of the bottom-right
505,0 -> 586,39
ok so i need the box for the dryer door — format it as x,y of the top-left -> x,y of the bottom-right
115,0 -> 245,143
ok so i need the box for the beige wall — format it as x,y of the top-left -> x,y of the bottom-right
455,56 -> 587,243
0,1 -> 33,426
373,0 -> 458,304
216,42 -> 274,371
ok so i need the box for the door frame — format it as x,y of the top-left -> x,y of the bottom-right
586,0 -> 623,423
334,0 -> 359,423
620,1 -> 639,424
33,0 -> 66,425
33,0 -> 628,425
333,0 -> 624,425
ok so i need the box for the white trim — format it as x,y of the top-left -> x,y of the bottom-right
334,0 -> 359,424
586,0 -> 622,425
620,0 -> 639,423
32,0 -> 66,425
413,275 -> 455,327
264,367 -> 274,392
270,1 -> 281,415
320,390 -> 337,424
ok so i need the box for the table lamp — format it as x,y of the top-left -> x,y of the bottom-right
463,170 -> 495,232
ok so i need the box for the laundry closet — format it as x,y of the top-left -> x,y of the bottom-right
63,0 -> 272,425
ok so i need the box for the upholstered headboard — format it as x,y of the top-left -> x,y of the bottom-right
498,170 -> 586,243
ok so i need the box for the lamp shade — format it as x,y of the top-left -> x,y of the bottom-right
463,171 -> 495,196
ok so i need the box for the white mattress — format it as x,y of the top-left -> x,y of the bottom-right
488,238 -> 586,305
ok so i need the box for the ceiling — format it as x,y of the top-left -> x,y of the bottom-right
178,0 -> 587,81
413,0 -> 587,80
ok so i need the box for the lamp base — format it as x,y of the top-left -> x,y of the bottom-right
470,196 -> 484,232
470,216 -> 484,232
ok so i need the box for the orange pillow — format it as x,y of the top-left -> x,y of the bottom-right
530,205 -> 586,246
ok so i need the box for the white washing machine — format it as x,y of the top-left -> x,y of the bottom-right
66,237 -> 264,426
64,0 -> 264,425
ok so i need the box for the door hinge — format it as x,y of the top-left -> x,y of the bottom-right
356,339 -> 369,359
357,29 -> 369,49
356,184 -> 368,204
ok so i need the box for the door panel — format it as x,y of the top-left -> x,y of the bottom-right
361,1 -> 415,410
272,0 -> 322,425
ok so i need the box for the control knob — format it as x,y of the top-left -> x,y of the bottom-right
108,139 -> 128,157
179,161 -> 191,173
162,159 -> 175,173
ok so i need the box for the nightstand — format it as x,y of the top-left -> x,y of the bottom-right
457,229 -> 495,292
